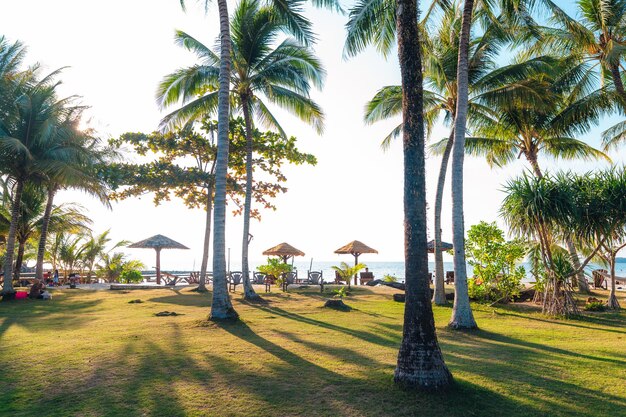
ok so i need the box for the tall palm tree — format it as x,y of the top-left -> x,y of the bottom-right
0,69 -> 78,296
364,2 -> 501,305
457,57 -> 610,291
346,0 -> 452,389
159,0 -> 325,302
177,0 -> 337,320
33,108 -> 112,283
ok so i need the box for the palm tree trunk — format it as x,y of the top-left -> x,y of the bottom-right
608,252 -> 621,310
35,185 -> 57,281
565,237 -> 589,293
2,179 -> 24,296
526,151 -> 543,179
241,98 -> 261,301
210,0 -> 238,320
433,129 -> 454,305
609,63 -> 626,104
13,239 -> 26,280
198,183 -> 213,293
393,0 -> 452,390
449,0 -> 478,330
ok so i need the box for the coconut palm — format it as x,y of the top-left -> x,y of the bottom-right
0,69 -> 82,295
0,183 -> 91,279
31,106 -> 112,283
454,57 -> 610,291
364,2 -> 501,306
79,230 -> 129,281
346,0 -> 452,389
179,0 -> 338,321
159,0 -> 324,302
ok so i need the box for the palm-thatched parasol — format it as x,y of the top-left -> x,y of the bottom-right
262,242 -> 305,264
427,239 -> 453,253
128,234 -> 189,285
334,240 -> 378,285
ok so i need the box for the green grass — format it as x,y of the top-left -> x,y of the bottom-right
0,285 -> 624,417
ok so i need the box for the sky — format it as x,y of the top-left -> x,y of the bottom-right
1,0 -> 623,270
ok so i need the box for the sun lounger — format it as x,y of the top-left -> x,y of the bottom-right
162,272 -> 180,286
359,271 -> 374,285
187,272 -> 200,284
592,269 -> 608,289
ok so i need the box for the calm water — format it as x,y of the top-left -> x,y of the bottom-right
167,260 -> 626,283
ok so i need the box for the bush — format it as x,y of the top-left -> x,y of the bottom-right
584,301 -> 605,312
120,269 -> 143,284
466,221 -> 525,303
257,258 -> 292,285
383,274 -> 398,283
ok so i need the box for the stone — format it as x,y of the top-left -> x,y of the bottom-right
393,293 -> 405,302
323,299 -> 351,311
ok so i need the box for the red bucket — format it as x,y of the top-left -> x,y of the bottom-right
15,291 -> 28,300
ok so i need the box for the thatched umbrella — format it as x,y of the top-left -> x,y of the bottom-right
427,239 -> 453,253
128,234 -> 189,285
262,242 -> 305,264
334,240 -> 378,285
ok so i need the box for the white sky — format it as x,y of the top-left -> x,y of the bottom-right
1,0 -> 622,270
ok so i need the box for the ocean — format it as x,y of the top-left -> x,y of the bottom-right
205,260 -> 626,283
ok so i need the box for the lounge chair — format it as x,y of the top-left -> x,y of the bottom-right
592,269 -> 608,289
445,271 -> 455,285
334,270 -> 344,285
163,273 -> 180,286
187,272 -> 200,285
308,271 -> 324,292
282,271 -> 297,292
228,271 -> 243,292
359,271 -> 374,285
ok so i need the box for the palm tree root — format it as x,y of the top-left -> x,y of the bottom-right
608,294 -> 621,310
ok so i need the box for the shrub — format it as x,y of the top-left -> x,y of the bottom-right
584,301 -> 605,312
466,221 -> 525,303
333,286 -> 348,299
383,274 -> 398,283
257,258 -> 292,284
120,269 -> 143,284
332,262 -> 366,286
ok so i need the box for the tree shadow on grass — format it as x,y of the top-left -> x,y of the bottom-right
494,307 -> 626,335
247,303 -> 400,348
442,328 -> 626,416
0,291 -> 102,341
147,288 -> 213,308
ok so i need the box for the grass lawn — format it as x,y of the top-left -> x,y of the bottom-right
0,285 -> 624,417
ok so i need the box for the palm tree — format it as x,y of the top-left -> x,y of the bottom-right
346,0 -> 452,389
0,183 -> 91,279
0,69 -> 77,296
79,230 -> 128,281
364,2 -> 501,305
457,57 -> 610,292
179,0 -> 338,321
159,0 -> 325,302
33,108 -> 112,283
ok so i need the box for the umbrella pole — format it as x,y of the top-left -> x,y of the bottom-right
156,248 -> 161,285
354,253 -> 359,286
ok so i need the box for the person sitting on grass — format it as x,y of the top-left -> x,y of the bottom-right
28,280 -> 44,299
